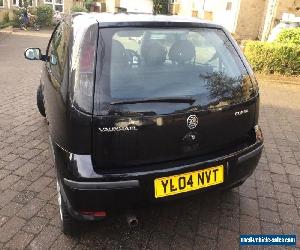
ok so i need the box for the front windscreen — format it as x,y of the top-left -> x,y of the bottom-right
97,27 -> 254,109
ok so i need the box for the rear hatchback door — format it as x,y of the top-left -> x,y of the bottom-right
92,25 -> 257,170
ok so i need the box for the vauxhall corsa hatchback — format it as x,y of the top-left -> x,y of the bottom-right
24,13 -> 263,234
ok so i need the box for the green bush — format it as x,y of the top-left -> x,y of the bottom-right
71,5 -> 87,12
0,21 -> 14,29
84,0 -> 93,11
36,5 -> 53,26
244,41 -> 300,75
276,27 -> 300,44
3,12 -> 9,23
12,8 -> 26,27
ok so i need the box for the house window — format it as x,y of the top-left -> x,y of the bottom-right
45,0 -> 63,12
13,0 -> 33,7
226,2 -> 232,11
0,0 -> 4,7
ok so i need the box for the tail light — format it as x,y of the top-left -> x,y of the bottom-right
72,24 -> 98,113
80,210 -> 106,217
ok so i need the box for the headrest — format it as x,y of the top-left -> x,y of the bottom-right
141,41 -> 167,65
111,39 -> 128,64
169,40 -> 196,64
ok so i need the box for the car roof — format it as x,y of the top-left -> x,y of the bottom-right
91,12 -> 210,23
72,12 -> 222,29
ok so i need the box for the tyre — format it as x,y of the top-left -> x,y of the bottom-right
57,181 -> 76,235
37,84 -> 46,117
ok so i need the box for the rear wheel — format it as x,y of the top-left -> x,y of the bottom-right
37,84 -> 46,117
57,182 -> 76,235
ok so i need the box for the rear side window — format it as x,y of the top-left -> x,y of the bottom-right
49,22 -> 70,82
97,27 -> 254,110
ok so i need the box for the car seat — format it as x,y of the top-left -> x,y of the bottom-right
168,40 -> 196,64
111,39 -> 129,66
140,41 -> 167,65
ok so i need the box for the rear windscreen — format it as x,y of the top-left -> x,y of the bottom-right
97,27 -> 254,109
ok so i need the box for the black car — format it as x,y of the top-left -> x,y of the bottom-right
24,13 -> 263,234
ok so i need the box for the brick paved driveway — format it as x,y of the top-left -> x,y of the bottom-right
0,31 -> 299,250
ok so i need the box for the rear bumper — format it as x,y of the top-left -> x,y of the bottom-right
53,140 -> 263,220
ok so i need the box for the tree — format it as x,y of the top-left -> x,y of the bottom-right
153,0 -> 168,14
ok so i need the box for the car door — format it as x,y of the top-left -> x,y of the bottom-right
43,21 -> 71,146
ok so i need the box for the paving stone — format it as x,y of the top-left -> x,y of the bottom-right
0,216 -> 26,243
240,215 -> 260,234
197,222 -> 218,239
240,196 -> 259,218
9,179 -> 31,192
256,181 -> 275,198
261,221 -> 283,234
27,176 -> 53,192
271,173 -> 288,183
288,174 -> 300,188
0,189 -> 18,209
292,187 -> 300,198
12,190 -> 37,204
4,157 -> 28,171
5,230 -> 34,249
0,201 -> 23,217
17,198 -> 44,219
239,185 -> 257,199
219,215 -> 239,232
50,233 -> 78,250
0,216 -> 8,227
170,234 -> 194,250
258,197 -> 278,211
28,225 -> 61,250
269,163 -> 286,174
147,231 -> 171,250
0,169 -> 11,180
14,162 -> 38,176
217,229 -> 239,250
278,203 -> 300,224
194,236 -> 216,250
255,169 -> 272,183
37,186 -> 57,201
284,163 -> 300,176
0,174 -> 20,190
22,216 -> 49,234
259,209 -> 281,224
23,170 -> 44,182
37,203 -> 58,219
276,192 -> 295,205
273,182 -> 292,193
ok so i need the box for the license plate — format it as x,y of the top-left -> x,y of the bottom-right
154,165 -> 224,198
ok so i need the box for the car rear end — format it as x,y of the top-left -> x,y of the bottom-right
57,15 -> 263,220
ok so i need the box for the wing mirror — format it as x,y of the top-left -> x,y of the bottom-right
24,48 -> 49,62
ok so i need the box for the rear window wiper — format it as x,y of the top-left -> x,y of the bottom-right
110,97 -> 196,105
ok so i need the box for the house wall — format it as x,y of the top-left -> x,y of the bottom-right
0,0 -> 10,22
275,0 -> 300,21
210,0 -> 240,33
235,0 -> 266,39
170,0 -> 205,18
105,0 -> 113,12
120,0 -> 152,13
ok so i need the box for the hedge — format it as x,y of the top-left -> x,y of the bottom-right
71,5 -> 87,12
244,41 -> 300,75
276,27 -> 300,44
36,5 -> 53,26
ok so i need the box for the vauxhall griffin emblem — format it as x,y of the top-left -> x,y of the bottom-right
187,115 -> 198,130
